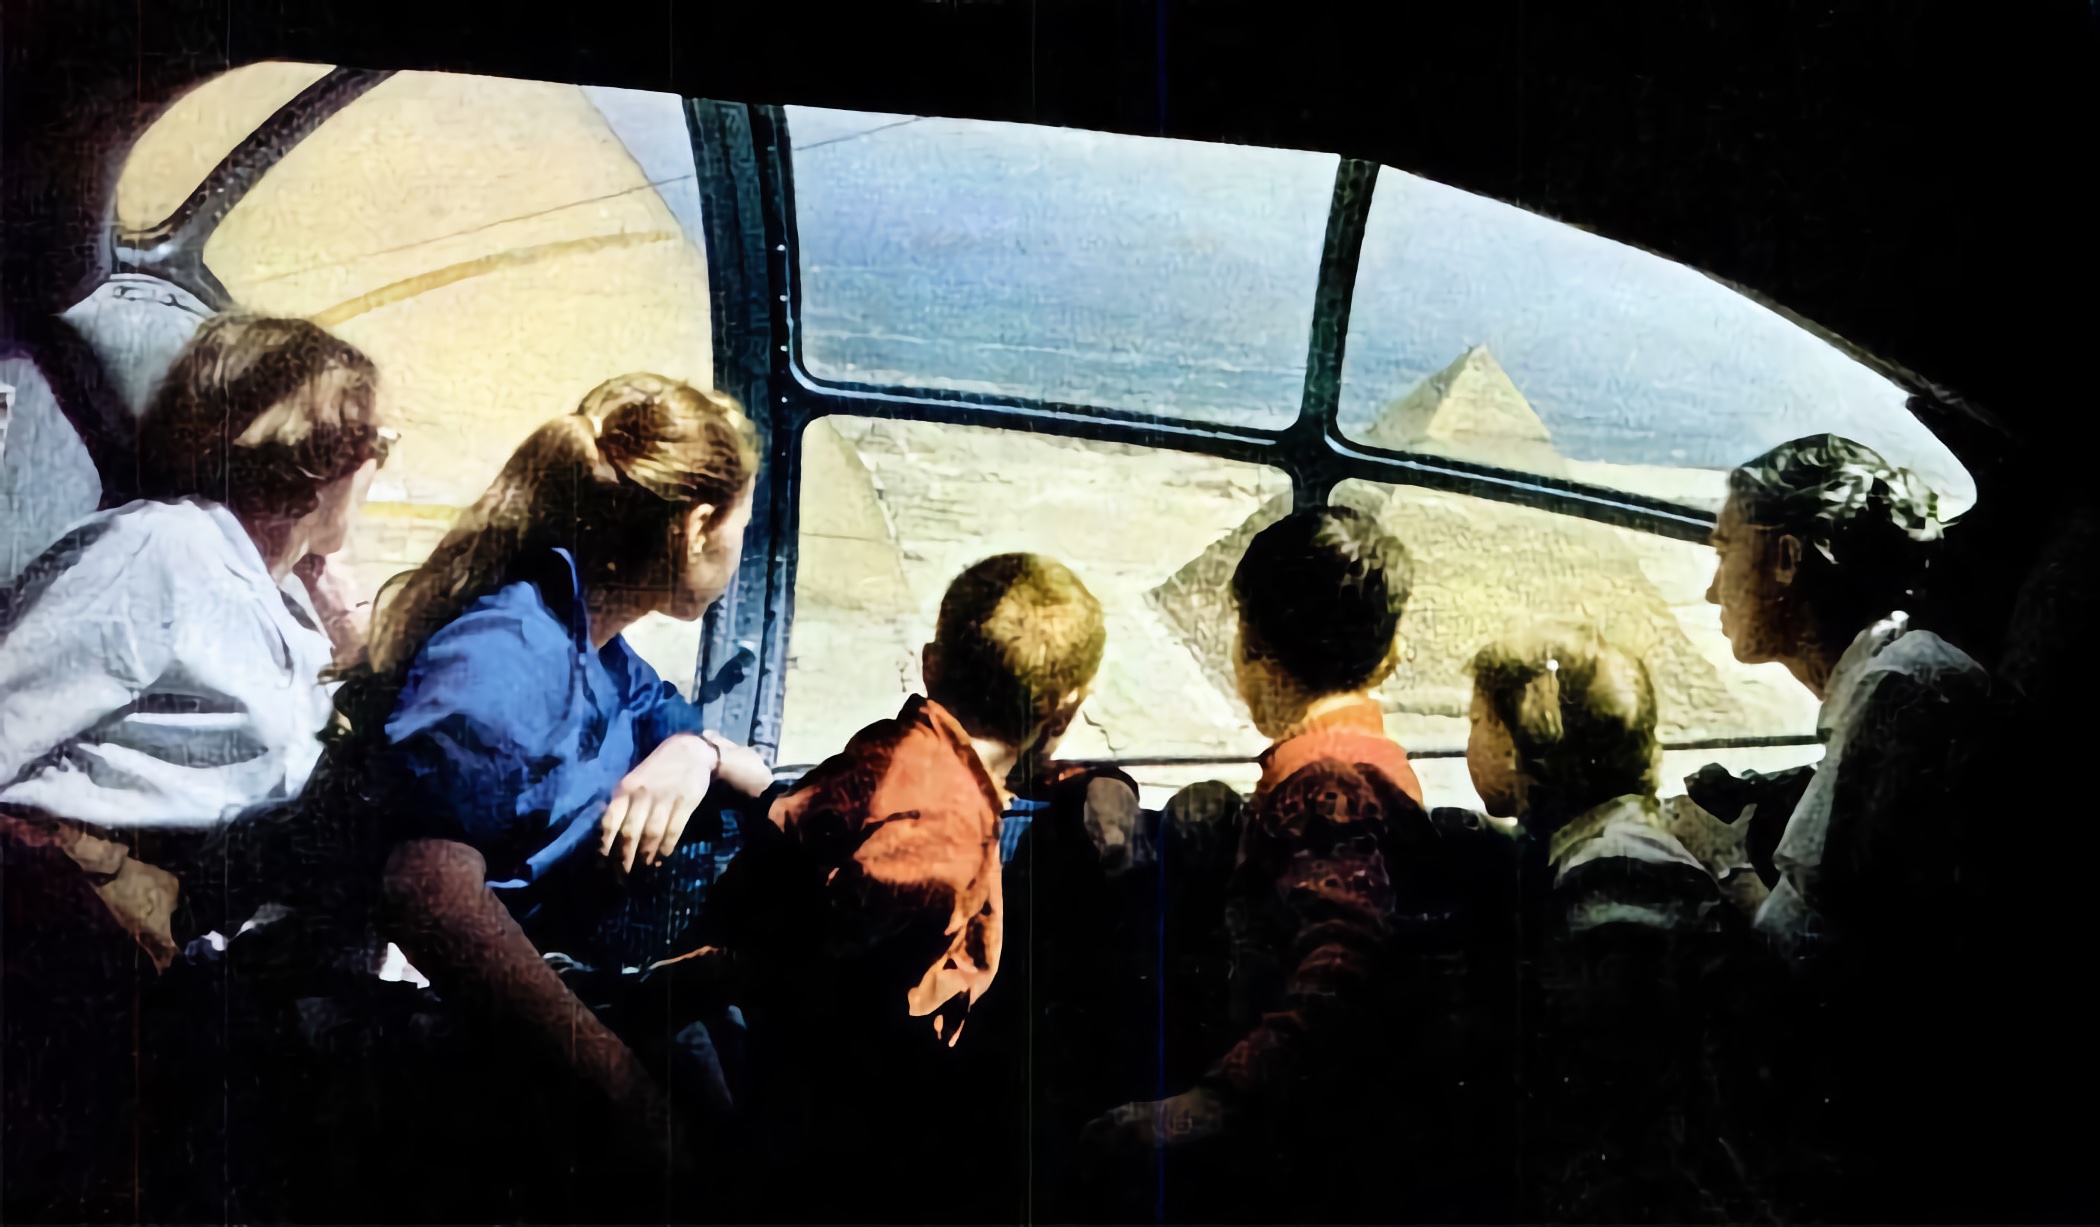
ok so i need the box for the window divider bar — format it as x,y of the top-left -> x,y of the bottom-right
1290,157 -> 1381,509
114,66 -> 393,309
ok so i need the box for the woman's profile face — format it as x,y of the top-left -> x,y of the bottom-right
667,479 -> 756,621
301,455 -> 378,557
1705,493 -> 1795,666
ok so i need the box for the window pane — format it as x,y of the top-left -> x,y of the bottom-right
192,71 -> 712,689
1324,476 -> 1820,758
787,107 -> 1335,428
779,417 -> 1293,769
116,61 -> 336,232
1338,169 -> 1975,516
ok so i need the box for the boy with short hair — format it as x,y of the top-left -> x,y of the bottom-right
767,551 -> 1106,1035
716,552 -> 1107,1222
1081,507 -> 1512,1223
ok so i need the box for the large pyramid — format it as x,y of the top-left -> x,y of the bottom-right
1358,345 -> 1564,474
1148,348 -> 1751,747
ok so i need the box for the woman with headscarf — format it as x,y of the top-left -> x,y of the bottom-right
1702,433 -> 1985,956
1701,432 -> 1989,1220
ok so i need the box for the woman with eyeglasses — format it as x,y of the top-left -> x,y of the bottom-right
0,312 -> 389,1221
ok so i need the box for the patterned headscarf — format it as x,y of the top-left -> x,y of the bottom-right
1729,434 -> 1942,568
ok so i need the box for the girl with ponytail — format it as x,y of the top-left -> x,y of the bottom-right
360,374 -> 770,1214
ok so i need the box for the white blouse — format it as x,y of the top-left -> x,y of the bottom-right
1753,611 -> 1987,953
0,497 -> 337,830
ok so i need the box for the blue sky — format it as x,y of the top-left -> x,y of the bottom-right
780,106 -> 1972,502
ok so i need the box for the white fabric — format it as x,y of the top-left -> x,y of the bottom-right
0,497 -> 336,829
1753,612 -> 1986,952
1549,793 -> 1711,883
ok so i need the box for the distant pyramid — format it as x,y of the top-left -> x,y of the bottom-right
1360,345 -> 1562,473
1148,346 -> 1750,739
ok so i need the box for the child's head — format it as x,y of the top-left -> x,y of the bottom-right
1466,621 -> 1660,827
923,553 -> 1106,752
1230,506 -> 1413,737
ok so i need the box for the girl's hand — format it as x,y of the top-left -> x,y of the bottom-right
701,731 -> 773,797
601,733 -> 719,872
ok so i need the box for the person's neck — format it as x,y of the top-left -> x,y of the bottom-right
969,737 -> 1020,809
231,510 -> 312,583
584,587 -> 655,651
1272,688 -> 1376,739
1782,628 -> 1850,701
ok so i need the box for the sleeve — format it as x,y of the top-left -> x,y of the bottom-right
0,524 -> 177,788
379,618 -> 577,860
620,645 -> 708,754
1816,660 -> 1985,936
1206,877 -> 1390,1105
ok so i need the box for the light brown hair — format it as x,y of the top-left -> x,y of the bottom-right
1469,620 -> 1660,821
136,313 -> 381,519
369,374 -> 757,675
932,553 -> 1106,746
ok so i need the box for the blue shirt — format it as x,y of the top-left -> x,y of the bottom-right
999,797 -> 1051,864
379,547 -> 732,969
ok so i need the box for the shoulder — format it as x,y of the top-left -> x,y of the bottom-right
1869,627 -> 1987,690
387,582 -> 577,739
20,501 -> 211,591
419,580 -> 575,666
770,713 -> 913,830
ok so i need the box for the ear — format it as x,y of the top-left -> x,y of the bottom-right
1040,688 -> 1087,739
920,643 -> 942,695
684,501 -> 718,542
1369,634 -> 1404,687
1773,533 -> 1804,588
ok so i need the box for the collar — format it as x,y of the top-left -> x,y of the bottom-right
187,496 -> 324,632
1546,793 -> 1667,869
190,496 -> 271,578
507,546 -> 593,653
1257,696 -> 1420,802
1819,612 -> 1908,736
1271,695 -> 1388,745
903,695 -> 1009,816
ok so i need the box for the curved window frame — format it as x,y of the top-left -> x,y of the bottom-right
112,73 -> 1911,771
695,101 -> 1830,771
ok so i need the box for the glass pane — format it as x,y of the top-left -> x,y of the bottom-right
198,71 -> 712,690
787,106 -> 1335,428
779,417 -> 1293,772
1338,169 -> 1975,516
116,61 -> 336,232
1314,478 -> 1822,809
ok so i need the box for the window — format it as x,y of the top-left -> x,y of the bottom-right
1319,478 -> 1823,810
787,106 -> 1336,428
779,416 -> 1292,775
120,68 -> 716,689
1337,168 -> 1975,516
116,61 -> 337,232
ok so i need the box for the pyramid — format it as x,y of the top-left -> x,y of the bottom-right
1358,345 -> 1564,474
1149,347 -> 1749,745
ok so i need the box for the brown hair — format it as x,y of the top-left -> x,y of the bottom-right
932,553 -> 1107,746
136,313 -> 381,519
1469,620 -> 1660,823
368,374 -> 758,676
